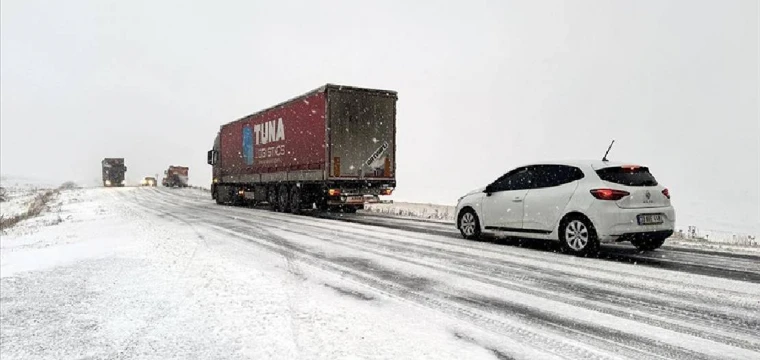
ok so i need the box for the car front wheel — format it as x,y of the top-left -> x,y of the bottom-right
559,216 -> 599,256
458,209 -> 481,240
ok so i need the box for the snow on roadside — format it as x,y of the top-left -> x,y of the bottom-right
364,202 -> 456,223
0,184 -> 54,219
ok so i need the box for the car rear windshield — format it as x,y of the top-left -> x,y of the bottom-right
595,166 -> 658,186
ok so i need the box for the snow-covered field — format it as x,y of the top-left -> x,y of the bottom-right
0,177 -> 57,218
2,186 -> 759,359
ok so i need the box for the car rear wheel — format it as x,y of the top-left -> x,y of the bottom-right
632,237 -> 666,251
559,216 -> 599,256
458,209 -> 481,240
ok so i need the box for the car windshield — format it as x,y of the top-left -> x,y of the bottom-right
596,166 -> 658,186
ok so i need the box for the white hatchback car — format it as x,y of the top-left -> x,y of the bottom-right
455,161 -> 675,255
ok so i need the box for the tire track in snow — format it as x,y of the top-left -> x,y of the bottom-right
216,211 -> 760,352
143,188 -> 760,341
117,190 -> 756,358
151,187 -> 760,285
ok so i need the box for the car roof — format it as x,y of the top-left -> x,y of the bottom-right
517,160 -> 645,169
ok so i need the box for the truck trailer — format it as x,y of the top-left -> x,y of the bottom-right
102,158 -> 127,187
162,166 -> 189,187
207,84 -> 397,213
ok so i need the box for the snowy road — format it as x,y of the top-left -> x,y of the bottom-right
2,187 -> 759,360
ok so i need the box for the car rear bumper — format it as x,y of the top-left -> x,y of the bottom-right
587,204 -> 676,243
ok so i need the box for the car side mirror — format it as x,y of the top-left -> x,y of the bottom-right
484,185 -> 494,195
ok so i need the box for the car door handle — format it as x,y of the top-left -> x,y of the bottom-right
512,198 -> 523,202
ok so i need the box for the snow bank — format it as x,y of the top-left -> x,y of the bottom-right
364,201 -> 456,222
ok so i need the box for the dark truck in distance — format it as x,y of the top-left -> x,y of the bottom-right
102,158 -> 127,187
207,84 -> 397,213
162,166 -> 189,188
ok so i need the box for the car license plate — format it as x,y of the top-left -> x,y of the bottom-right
637,213 -> 663,225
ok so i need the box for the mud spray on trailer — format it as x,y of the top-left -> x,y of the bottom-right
207,84 -> 397,213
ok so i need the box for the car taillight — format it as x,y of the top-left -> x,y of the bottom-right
662,188 -> 670,199
590,188 -> 630,201
381,188 -> 393,196
328,188 -> 341,196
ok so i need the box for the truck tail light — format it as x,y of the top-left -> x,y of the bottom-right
381,188 -> 393,196
384,157 -> 391,177
238,189 -> 245,196
590,188 -> 629,201
328,188 -> 341,196
662,188 -> 670,199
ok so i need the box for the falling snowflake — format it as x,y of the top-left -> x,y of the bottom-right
372,138 -> 378,143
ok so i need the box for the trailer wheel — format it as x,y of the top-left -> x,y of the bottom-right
267,187 -> 278,211
215,185 -> 229,205
343,206 -> 358,214
290,186 -> 302,215
277,186 -> 291,213
214,189 -> 224,205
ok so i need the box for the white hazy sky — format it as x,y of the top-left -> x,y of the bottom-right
1,0 -> 758,235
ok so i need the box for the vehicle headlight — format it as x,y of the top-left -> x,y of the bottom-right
105,180 -> 112,185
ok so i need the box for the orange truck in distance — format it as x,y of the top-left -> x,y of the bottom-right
162,166 -> 189,188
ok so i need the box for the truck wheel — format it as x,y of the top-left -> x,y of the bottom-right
277,186 -> 291,213
215,186 -> 229,205
316,199 -> 329,212
214,188 -> 223,205
267,187 -> 278,211
343,206 -> 358,214
290,186 -> 302,215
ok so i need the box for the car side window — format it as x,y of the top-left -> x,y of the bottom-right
532,165 -> 585,189
490,167 -> 535,192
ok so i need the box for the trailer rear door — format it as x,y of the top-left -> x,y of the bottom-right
327,87 -> 397,180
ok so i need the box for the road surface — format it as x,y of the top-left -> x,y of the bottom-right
2,187 -> 758,360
